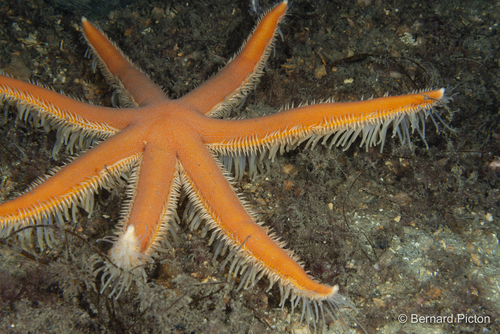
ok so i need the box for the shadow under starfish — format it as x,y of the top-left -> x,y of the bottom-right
0,0 -> 453,332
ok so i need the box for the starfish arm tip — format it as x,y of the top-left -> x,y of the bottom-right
93,225 -> 150,299
108,225 -> 145,270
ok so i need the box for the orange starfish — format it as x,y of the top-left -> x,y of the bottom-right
0,0 -> 450,330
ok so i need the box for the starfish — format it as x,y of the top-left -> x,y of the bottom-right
0,0 -> 450,329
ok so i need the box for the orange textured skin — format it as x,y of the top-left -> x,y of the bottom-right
0,74 -> 133,130
180,1 -> 289,114
0,128 -> 142,220
198,89 -> 445,145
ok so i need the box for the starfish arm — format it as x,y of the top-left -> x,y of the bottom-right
98,142 -> 181,298
0,127 -> 143,241
114,141 -> 180,255
178,1 -> 288,118
0,74 -> 134,136
203,88 -> 449,178
82,18 -> 168,107
177,132 -> 338,303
